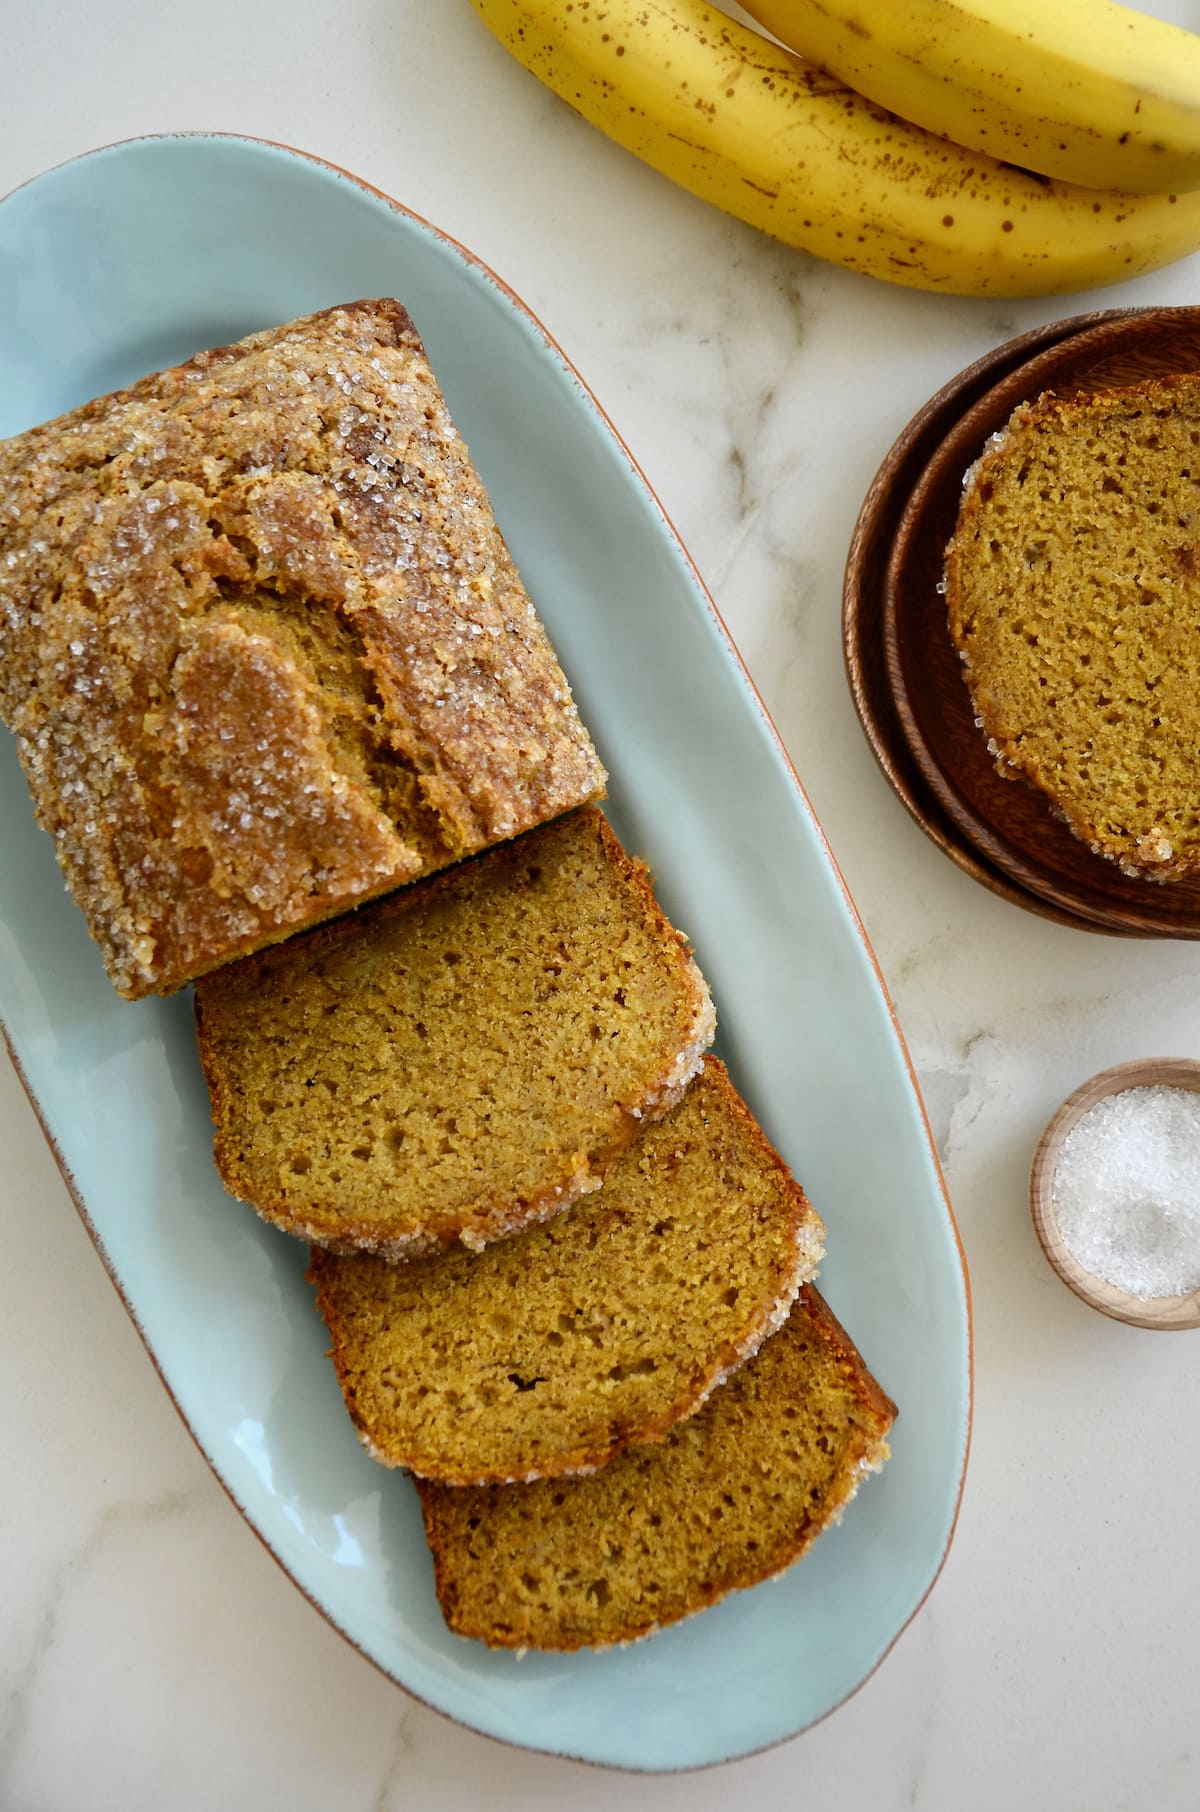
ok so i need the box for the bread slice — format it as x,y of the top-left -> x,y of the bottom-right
194,808 -> 715,1258
944,372 -> 1200,879
416,1286 -> 895,1650
0,299 -> 605,996
309,1059 -> 824,1483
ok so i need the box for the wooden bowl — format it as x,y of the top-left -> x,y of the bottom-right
1030,1059 -> 1200,1330
884,306 -> 1200,938
843,305 -> 1146,938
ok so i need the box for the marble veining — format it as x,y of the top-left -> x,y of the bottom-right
1,1489 -> 207,1786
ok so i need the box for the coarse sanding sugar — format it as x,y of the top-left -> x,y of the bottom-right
1053,1084 -> 1200,1300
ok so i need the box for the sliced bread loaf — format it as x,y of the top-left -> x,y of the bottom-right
309,1059 -> 824,1483
194,808 -> 715,1258
944,372 -> 1200,878
416,1286 -> 895,1650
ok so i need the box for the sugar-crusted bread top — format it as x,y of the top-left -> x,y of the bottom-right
194,808 -> 716,1259
944,372 -> 1200,878
309,1059 -> 824,1484
0,299 -> 604,995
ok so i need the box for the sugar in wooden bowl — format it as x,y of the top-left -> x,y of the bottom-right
1030,1060 -> 1200,1331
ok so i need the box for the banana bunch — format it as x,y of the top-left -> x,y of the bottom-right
467,0 -> 1200,297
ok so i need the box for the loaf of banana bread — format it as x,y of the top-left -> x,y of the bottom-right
0,299 -> 604,995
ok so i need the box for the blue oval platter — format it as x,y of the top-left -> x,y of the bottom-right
0,134 -> 970,1771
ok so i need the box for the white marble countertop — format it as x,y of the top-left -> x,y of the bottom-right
5,3 -> 1200,1805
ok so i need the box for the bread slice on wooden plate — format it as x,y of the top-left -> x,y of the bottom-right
415,1286 -> 895,1650
944,372 -> 1200,879
309,1059 -> 824,1483
0,298 -> 604,997
195,807 -> 715,1258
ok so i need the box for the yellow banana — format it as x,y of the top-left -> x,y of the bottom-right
467,0 -> 1200,296
741,0 -> 1200,195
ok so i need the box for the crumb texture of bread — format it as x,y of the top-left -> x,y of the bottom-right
194,808 -> 715,1256
944,373 -> 1200,878
0,300 -> 605,996
416,1286 -> 895,1650
309,1060 -> 824,1483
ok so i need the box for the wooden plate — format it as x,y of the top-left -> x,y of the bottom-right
843,308 -> 1143,937
885,307 -> 1200,938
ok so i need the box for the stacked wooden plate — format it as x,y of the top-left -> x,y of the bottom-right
844,306 -> 1200,939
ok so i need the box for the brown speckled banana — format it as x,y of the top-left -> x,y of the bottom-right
741,0 -> 1200,195
467,0 -> 1200,295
